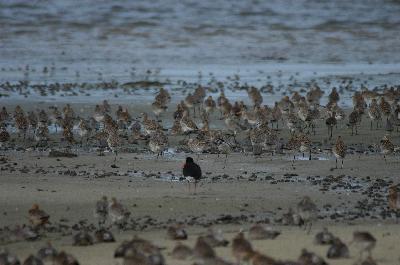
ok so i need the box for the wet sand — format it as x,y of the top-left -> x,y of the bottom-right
0,101 -> 399,264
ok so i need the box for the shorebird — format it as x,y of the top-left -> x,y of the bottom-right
114,236 -> 162,261
380,135 -> 394,162
148,130 -> 168,158
180,111 -> 198,134
328,87 -> 340,103
53,251 -> 80,265
0,125 -> 10,147
296,196 -> 318,233
78,118 -> 92,147
28,204 -> 50,228
95,196 -> 108,227
348,109 -> 361,135
170,118 -> 182,135
204,96 -> 216,116
27,111 -> 38,135
62,103 -> 75,120
0,249 -> 20,265
101,99 -> 111,113
37,242 -> 58,262
183,157 -> 202,194
248,86 -> 263,107
388,185 -> 400,221
107,130 -> 120,167
49,106 -> 62,133
217,89 -> 228,116
109,197 -> 130,229
184,93 -> 196,116
271,102 -> 282,129
314,227 -> 335,245
298,248 -> 327,265
368,99 -> 381,130
213,136 -> 232,168
379,97 -> 391,121
73,230 -> 94,246
327,237 -> 350,259
333,136 -> 346,169
156,87 -> 171,105
0,106 -> 9,124
167,224 -> 188,240
232,232 -> 254,265
116,107 -> 132,130
35,122 -> 49,147
306,86 -> 324,106
15,112 -> 28,140
203,228 -> 229,247
350,231 -> 376,260
248,224 -> 280,240
23,254 -> 43,265
94,228 -> 115,243
171,243 -> 193,260
220,101 -> 233,118
187,137 -> 208,159
93,104 -> 105,124
193,236 -> 216,261
325,112 -> 337,139
152,99 -> 167,120
249,251 -> 275,265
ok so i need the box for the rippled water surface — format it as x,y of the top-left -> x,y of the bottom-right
1,0 -> 400,67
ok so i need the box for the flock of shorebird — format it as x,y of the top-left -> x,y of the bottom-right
1,84 -> 400,264
0,192 -> 388,265
0,84 -> 399,169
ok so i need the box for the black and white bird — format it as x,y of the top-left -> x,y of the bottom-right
182,157 -> 202,194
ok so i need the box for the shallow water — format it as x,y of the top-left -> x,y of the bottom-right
1,0 -> 400,67
1,1 -> 400,107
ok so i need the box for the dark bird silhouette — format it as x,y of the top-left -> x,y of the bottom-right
183,157 -> 202,194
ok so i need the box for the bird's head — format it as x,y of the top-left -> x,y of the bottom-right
182,157 -> 194,168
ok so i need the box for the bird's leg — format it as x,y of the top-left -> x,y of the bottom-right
370,120 -> 373,130
335,158 -> 338,169
356,125 -> 358,135
307,222 -> 312,234
309,150 -> 312,161
341,159 -> 344,169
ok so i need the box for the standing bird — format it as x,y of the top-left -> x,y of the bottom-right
325,112 -> 337,140
380,135 -> 394,162
327,237 -> 350,259
95,196 -> 109,227
28,204 -> 50,228
182,157 -> 202,194
368,99 -> 381,130
333,136 -> 346,169
109,197 -> 130,229
232,232 -> 254,265
107,130 -> 121,167
297,196 -> 318,234
350,231 -> 376,260
388,185 -> 400,222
